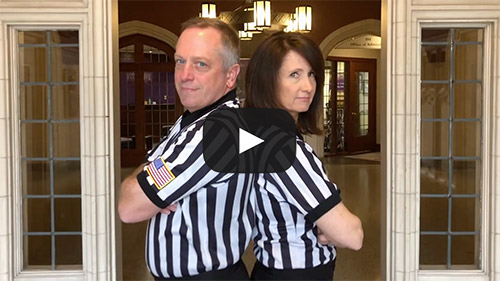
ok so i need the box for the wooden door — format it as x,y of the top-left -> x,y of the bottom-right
347,59 -> 377,153
325,58 -> 377,154
119,34 -> 183,167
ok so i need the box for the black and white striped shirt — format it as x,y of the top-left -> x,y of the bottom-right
252,135 -> 342,270
137,91 -> 254,279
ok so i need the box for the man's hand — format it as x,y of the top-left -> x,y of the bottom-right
317,228 -> 331,245
160,203 -> 178,215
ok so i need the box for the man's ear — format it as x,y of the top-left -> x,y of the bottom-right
225,64 -> 241,89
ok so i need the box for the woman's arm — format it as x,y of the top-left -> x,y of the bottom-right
315,202 -> 363,250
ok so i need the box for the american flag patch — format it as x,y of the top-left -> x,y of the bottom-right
146,157 -> 175,190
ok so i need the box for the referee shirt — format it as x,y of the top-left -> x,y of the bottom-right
252,134 -> 342,270
137,90 -> 254,279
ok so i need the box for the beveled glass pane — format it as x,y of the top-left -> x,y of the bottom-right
23,161 -> 50,195
420,235 -> 447,266
51,47 -> 79,82
21,85 -> 48,120
421,45 -> 450,81
55,235 -> 82,268
454,44 -> 482,81
54,198 -> 81,232
21,123 -> 49,158
355,71 -> 369,137
451,235 -> 478,267
52,85 -> 79,120
143,45 -> 168,63
452,160 -> 480,194
120,72 -> 136,106
24,198 -> 51,232
54,161 -> 81,195
19,31 -> 47,44
421,159 -> 449,194
421,121 -> 449,157
454,29 -> 483,42
19,47 -> 48,82
454,83 -> 481,119
452,121 -> 480,157
422,29 -> 450,42
420,197 -> 448,231
24,235 -> 51,268
421,83 -> 450,119
53,123 -> 80,158
451,198 -> 478,232
119,45 -> 135,63
50,31 -> 78,44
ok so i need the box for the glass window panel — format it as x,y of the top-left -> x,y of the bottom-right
452,160 -> 480,194
53,123 -> 80,158
51,47 -> 79,83
23,161 -> 50,195
451,198 -> 478,232
420,197 -> 448,231
454,29 -> 483,42
24,235 -> 51,268
50,31 -> 78,44
422,29 -> 450,42
143,44 -> 168,63
421,121 -> 449,157
21,123 -> 49,158
24,198 -> 51,232
54,198 -> 81,232
19,48 -> 48,82
119,45 -> 135,63
452,121 -> 480,157
52,85 -> 79,120
21,85 -> 48,120
55,235 -> 82,268
421,83 -> 449,119
421,45 -> 450,81
19,31 -> 47,44
454,44 -> 482,81
451,235 -> 478,267
454,83 -> 481,119
420,235 -> 447,266
54,161 -> 81,195
421,159 -> 449,194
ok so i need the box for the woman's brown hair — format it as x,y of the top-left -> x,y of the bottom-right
244,32 -> 324,135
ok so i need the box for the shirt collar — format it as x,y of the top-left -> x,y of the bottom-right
180,89 -> 237,129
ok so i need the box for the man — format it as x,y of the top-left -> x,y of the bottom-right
118,18 -> 253,280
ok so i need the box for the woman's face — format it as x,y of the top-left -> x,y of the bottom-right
276,50 -> 316,120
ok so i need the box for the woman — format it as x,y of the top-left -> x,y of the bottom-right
245,32 -> 364,280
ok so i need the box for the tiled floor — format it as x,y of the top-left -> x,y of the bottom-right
120,155 -> 382,281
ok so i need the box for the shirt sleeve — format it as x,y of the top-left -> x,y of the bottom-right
136,120 -> 231,208
268,139 -> 342,223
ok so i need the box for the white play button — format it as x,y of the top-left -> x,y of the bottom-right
239,128 -> 264,154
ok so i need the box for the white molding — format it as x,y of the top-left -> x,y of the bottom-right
119,20 -> 178,48
319,19 -> 381,59
0,0 -> 117,280
386,1 -> 500,280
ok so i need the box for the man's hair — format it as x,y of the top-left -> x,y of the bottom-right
244,32 -> 324,135
181,17 -> 240,71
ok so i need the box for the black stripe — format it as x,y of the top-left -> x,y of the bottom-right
255,182 -> 275,268
179,213 -> 190,277
152,214 -> 162,277
267,192 -> 292,268
222,177 -> 237,265
188,192 -> 205,273
165,213 -> 174,276
206,186 -> 220,269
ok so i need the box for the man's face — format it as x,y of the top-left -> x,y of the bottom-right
174,27 -> 235,112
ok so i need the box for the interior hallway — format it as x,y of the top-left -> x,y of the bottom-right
120,154 -> 382,281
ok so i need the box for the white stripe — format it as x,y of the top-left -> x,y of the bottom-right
158,214 -> 169,277
214,184 -> 228,269
147,216 -> 158,277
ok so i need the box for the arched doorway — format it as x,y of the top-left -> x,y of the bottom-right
119,33 -> 183,166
